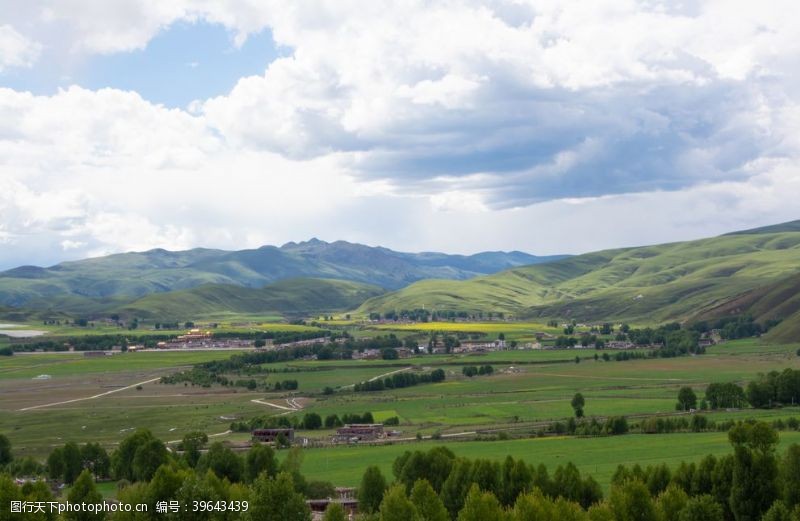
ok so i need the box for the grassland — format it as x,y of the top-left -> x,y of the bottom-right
0,319 -> 321,339
0,351 -> 251,379
3,335 -> 800,492
117,278 -> 385,320
369,320 -> 564,341
288,431 -> 800,488
357,230 -> 800,324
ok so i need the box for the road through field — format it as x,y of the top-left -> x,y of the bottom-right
18,377 -> 161,411
251,397 -> 305,413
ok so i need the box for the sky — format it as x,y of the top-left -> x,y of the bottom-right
1,1 -> 799,269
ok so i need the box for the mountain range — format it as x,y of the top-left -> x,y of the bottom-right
2,221 -> 800,341
357,220 -> 800,329
0,239 -> 559,312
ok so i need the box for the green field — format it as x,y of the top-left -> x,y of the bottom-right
0,350 -> 250,379
1,320 -> 321,338
2,336 -> 800,485
288,431 -> 800,488
370,320 -> 564,341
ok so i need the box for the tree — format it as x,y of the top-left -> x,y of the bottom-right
181,431 -> 208,468
514,488 -> 556,521
410,479 -> 449,521
47,447 -> 64,481
379,484 -> 419,521
609,480 -> 659,521
249,472 -> 311,521
245,443 -> 278,482
457,484 -> 505,521
145,465 -> 189,509
198,442 -> 243,483
0,476 -> 24,520
306,480 -> 336,499
711,455 -> 734,520
113,429 -> 157,481
62,442 -> 83,485
692,455 -> 717,496
677,495 -> 723,521
302,413 -> 323,430
471,459 -> 500,497
359,465 -> 388,514
394,448 -> 455,494
81,442 -> 110,479
782,444 -> 800,510
323,502 -> 347,521
442,459 -> 474,517
656,484 -> 688,521
170,471 -> 232,521
499,456 -> 532,506
65,470 -> 105,521
132,438 -> 168,482
729,422 -> 780,521
676,387 -> 698,411
325,414 -> 343,428
571,393 -> 585,418
761,502 -> 792,521
0,434 -> 11,467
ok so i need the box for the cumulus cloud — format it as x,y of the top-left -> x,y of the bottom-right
193,0 -> 800,208
0,25 -> 41,71
0,0 -> 800,268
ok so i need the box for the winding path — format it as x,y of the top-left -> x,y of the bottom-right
19,377 -> 161,411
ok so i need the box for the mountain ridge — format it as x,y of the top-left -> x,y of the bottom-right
0,239 -> 563,307
357,222 -> 800,326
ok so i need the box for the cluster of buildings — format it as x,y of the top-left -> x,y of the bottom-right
308,488 -> 358,520
252,428 -> 295,443
251,423 -> 391,447
331,424 -> 386,443
154,329 -> 253,349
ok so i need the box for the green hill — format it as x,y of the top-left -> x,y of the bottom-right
359,223 -> 800,325
691,271 -> 800,343
724,220 -> 800,236
115,278 -> 385,320
0,240 -> 560,307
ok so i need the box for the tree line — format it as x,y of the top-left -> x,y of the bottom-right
354,369 -> 446,392
4,421 -> 800,520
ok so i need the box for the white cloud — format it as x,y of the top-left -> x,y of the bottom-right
0,25 -> 41,71
1,1 -> 800,268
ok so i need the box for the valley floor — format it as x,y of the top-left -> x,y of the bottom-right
2,338 -> 799,491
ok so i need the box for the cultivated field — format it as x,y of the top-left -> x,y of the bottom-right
2,334 -> 800,491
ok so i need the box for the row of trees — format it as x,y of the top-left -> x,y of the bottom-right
690,315 -> 781,340
351,422 -> 800,521
8,328 -> 333,353
462,365 -> 494,377
676,371 -> 800,413
370,310 -> 507,322
231,410 -> 378,433
4,422 -> 800,520
354,369 -> 446,392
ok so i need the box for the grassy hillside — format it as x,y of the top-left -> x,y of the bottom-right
359,225 -> 800,324
692,271 -> 800,343
0,240 -> 559,307
116,278 -> 385,320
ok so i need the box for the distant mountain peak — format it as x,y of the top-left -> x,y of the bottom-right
0,239 -> 560,309
281,237 -> 329,249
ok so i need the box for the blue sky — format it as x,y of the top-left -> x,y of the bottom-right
0,1 -> 799,269
1,21 -> 280,108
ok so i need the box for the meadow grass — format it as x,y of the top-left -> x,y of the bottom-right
0,351 -> 250,379
3,337 -> 800,474
286,431 -> 800,488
